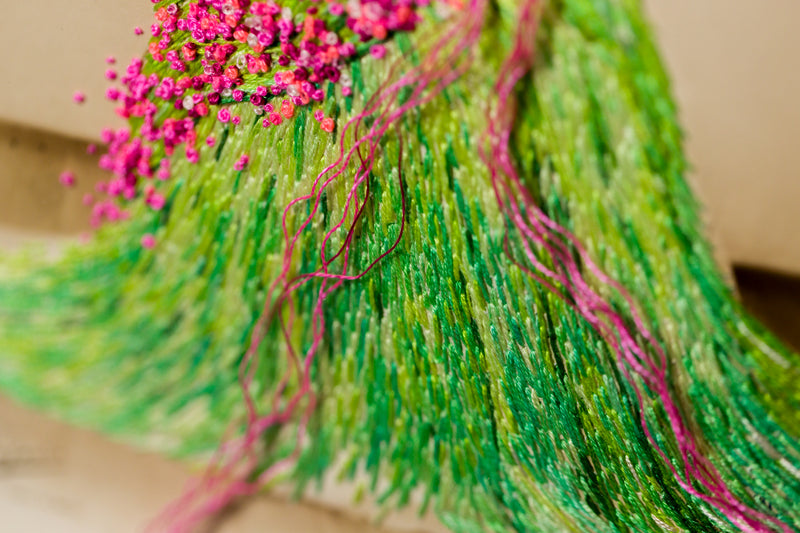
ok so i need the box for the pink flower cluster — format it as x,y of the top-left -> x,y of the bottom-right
74,0 -> 432,242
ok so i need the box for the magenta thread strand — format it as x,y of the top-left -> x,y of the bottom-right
481,1 -> 789,531
148,5 -> 488,525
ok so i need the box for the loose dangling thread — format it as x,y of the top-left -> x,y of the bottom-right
481,1 -> 789,531
149,2 -> 488,530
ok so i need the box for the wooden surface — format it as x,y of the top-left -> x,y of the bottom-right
0,396 -> 425,533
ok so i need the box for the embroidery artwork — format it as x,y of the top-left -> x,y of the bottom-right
1,1 -> 799,532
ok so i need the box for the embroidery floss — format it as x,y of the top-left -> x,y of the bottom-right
1,1 -> 799,532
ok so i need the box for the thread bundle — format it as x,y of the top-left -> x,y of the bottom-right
1,0 -> 800,532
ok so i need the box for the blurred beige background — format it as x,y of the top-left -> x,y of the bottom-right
1,1 -> 799,531
645,0 -> 800,275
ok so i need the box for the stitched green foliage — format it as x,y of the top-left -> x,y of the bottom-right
1,1 -> 799,531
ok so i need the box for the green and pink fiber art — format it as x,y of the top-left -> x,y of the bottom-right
1,0 -> 799,531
